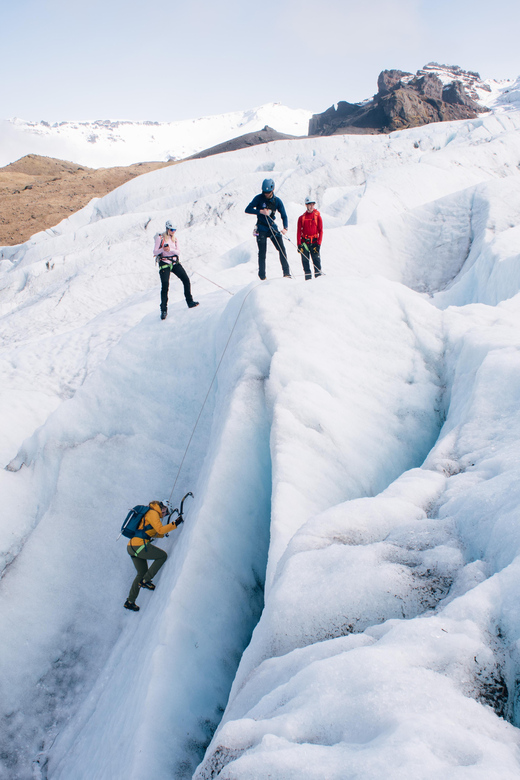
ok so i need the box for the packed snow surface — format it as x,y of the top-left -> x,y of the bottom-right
2,106 -> 520,779
0,104 -> 311,168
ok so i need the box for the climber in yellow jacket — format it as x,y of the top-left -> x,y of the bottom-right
124,501 -> 182,612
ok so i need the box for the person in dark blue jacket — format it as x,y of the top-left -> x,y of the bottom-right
245,179 -> 292,280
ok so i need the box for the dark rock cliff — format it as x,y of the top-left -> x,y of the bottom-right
309,64 -> 488,136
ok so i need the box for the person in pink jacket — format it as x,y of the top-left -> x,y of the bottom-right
153,221 -> 199,320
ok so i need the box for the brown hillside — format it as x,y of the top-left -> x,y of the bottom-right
0,155 -> 176,246
0,123 -> 293,246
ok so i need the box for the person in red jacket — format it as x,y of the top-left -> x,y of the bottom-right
297,197 -> 323,280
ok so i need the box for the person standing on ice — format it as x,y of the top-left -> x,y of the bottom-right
297,196 -> 323,280
245,179 -> 291,280
153,221 -> 199,320
124,501 -> 182,612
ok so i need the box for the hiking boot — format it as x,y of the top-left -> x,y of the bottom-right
283,274 -> 292,279
187,301 -> 199,308
124,599 -> 140,611
160,309 -> 167,320
139,580 -> 155,590
305,275 -> 312,280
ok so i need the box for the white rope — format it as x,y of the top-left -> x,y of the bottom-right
167,227 -> 324,504
167,279 -> 264,504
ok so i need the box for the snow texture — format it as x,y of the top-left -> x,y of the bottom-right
0,104 -> 311,168
2,106 -> 520,779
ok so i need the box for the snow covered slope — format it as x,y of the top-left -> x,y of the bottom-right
0,103 -> 311,168
2,70 -> 517,173
2,108 -> 520,779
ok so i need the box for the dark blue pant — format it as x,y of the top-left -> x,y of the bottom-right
300,242 -> 322,279
159,263 -> 194,311
256,231 -> 290,279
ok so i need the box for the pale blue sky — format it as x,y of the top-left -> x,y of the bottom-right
1,0 -> 519,121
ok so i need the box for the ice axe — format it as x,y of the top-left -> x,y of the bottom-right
166,491 -> 193,527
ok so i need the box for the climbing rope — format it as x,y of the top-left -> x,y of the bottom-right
265,214 -> 290,272
193,269 -> 234,296
167,278 -> 264,505
167,219 -> 324,505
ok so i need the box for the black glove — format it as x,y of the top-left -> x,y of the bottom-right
176,515 -> 184,526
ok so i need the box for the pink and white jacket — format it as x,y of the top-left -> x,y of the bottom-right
153,232 -> 179,259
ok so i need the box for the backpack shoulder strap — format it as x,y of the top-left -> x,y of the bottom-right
138,513 -> 154,538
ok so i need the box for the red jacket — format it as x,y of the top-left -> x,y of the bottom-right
297,209 -> 323,246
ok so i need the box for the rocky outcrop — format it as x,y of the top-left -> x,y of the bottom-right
309,64 -> 488,136
188,126 -> 299,159
377,69 -> 411,97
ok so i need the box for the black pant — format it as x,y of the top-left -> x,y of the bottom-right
256,231 -> 290,279
300,242 -> 322,279
159,263 -> 194,310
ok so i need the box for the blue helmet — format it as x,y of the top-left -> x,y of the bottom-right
262,178 -> 275,193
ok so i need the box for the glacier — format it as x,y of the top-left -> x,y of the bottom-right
1,104 -> 520,779
0,104 -> 311,168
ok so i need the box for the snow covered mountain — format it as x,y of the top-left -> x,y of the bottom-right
2,100 -> 520,779
408,62 -> 515,107
0,103 -> 311,168
1,67 -> 517,174
309,64 -> 520,136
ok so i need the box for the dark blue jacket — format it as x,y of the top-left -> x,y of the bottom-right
245,194 -> 288,233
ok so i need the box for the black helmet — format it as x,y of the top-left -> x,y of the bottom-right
262,178 -> 275,193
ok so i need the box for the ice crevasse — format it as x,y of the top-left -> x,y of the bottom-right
1,109 -> 520,779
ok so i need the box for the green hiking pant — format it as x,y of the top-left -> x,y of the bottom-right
127,543 -> 167,604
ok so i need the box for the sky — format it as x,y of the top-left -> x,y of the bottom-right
1,0 -> 520,122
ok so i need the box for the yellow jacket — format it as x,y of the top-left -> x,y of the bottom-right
127,502 -> 179,550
